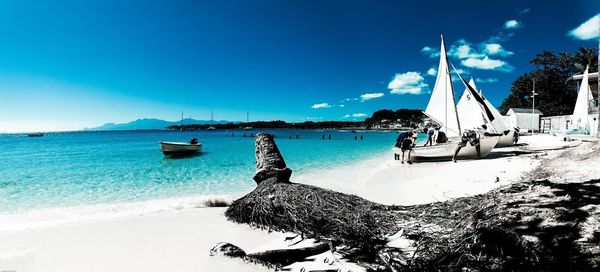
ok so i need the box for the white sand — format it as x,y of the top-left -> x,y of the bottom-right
0,134 -> 579,272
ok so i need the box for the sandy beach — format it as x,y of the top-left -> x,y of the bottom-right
0,134 -> 587,271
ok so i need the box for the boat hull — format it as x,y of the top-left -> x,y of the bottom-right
402,136 -> 498,162
159,142 -> 202,155
495,130 -> 516,147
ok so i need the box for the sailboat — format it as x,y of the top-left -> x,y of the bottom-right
480,89 -> 516,147
408,35 -> 498,161
457,78 -> 515,147
570,65 -> 593,134
207,110 -> 216,130
243,110 -> 254,130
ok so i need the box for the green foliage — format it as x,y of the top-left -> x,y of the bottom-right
499,47 -> 598,116
365,108 -> 424,127
168,108 -> 426,130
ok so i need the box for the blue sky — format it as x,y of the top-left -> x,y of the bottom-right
0,0 -> 598,132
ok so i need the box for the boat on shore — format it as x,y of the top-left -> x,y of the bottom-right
407,35 -> 498,162
408,136 -> 498,161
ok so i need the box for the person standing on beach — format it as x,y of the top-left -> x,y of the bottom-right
394,131 -> 409,160
401,131 -> 417,164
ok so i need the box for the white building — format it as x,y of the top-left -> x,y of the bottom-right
506,108 -> 543,132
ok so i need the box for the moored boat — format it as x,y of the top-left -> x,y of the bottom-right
27,133 -> 44,137
159,140 -> 202,155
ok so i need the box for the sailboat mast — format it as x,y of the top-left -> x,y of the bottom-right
441,35 -> 461,135
180,111 -> 184,131
246,110 -> 249,123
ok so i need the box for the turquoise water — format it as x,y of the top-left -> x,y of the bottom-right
0,130 -> 405,213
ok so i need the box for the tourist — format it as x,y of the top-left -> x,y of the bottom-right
394,131 -> 410,160
424,126 -> 435,146
435,127 -> 448,144
452,129 -> 481,162
401,131 -> 416,164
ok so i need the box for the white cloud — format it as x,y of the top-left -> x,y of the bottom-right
426,67 -> 437,76
304,116 -> 323,120
360,92 -> 384,101
388,72 -> 429,95
504,20 -> 521,29
341,97 -> 360,102
448,40 -> 484,59
311,103 -> 331,109
461,56 -> 513,72
475,78 -> 499,83
343,113 -> 368,118
421,46 -> 440,58
484,43 -> 513,56
518,8 -> 530,15
311,103 -> 344,109
568,14 -> 600,40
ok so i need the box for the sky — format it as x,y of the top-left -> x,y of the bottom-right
0,0 -> 598,132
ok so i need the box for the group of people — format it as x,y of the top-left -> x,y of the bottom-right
394,126 -> 449,164
394,125 -> 489,164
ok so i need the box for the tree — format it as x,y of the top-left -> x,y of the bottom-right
499,48 -> 598,116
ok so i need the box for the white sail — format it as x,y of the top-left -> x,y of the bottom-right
457,78 -> 489,131
424,35 -> 460,137
571,66 -> 593,133
481,89 -> 510,133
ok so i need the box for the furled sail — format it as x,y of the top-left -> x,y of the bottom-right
457,78 -> 488,131
571,66 -> 593,133
424,35 -> 461,137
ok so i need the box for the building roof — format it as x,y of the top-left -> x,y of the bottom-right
509,108 -> 543,114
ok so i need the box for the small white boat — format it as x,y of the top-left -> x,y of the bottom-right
207,126 -> 216,130
407,136 -> 498,161
399,35 -> 498,161
159,141 -> 202,155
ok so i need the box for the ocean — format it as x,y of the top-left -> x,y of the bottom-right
0,129 -> 414,218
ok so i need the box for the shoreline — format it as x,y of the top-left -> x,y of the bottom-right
0,134 -> 583,271
0,146 -> 393,234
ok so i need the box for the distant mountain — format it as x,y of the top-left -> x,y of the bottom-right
83,118 -> 235,131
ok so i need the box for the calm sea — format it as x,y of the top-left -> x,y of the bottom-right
0,129 -> 408,214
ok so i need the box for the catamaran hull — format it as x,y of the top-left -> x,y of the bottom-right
159,142 -> 202,155
403,136 -> 498,162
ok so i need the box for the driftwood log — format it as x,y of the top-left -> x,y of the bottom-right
216,133 -> 600,271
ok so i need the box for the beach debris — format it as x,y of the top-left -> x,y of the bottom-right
210,240 -> 333,269
253,133 -> 292,185
209,242 -> 246,258
218,133 -> 600,271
